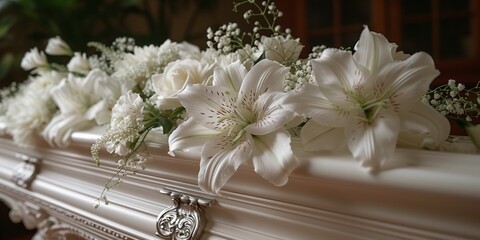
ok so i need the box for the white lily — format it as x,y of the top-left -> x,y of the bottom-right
169,59 -> 298,194
43,69 -> 118,147
282,26 -> 449,168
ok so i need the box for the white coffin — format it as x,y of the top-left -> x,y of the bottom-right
0,127 -> 479,240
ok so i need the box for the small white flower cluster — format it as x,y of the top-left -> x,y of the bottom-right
284,45 -> 328,92
237,0 -> 283,29
424,79 -> 480,123
207,23 -> 242,54
112,41 -> 187,97
87,37 -> 136,74
284,60 -> 313,92
92,91 -> 145,162
308,45 -> 328,59
208,0 -> 291,56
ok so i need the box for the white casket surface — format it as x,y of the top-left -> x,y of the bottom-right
0,126 -> 479,240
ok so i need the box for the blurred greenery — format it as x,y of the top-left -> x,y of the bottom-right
0,0 -> 216,87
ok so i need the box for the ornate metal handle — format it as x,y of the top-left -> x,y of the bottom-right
156,188 -> 214,240
11,153 -> 40,188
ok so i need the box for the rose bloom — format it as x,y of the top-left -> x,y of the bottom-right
150,59 -> 214,109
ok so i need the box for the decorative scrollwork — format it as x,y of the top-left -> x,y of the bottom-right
11,153 -> 40,188
156,188 -> 214,240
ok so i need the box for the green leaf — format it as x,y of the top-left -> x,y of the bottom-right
157,116 -> 174,134
254,51 -> 266,65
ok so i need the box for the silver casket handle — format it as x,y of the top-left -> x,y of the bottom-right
11,153 -> 40,188
156,188 -> 214,240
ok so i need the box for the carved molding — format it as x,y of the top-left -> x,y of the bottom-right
156,188 -> 214,240
0,195 -> 84,240
0,183 -> 136,240
8,200 -> 47,230
32,217 -> 85,240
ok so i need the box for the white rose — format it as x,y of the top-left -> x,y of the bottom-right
151,59 -> 214,109
45,36 -> 72,56
67,52 -> 91,74
20,47 -> 48,71
259,36 -> 303,64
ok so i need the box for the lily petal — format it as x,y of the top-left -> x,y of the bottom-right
345,108 -> 400,169
378,52 -> 439,112
50,77 -> 84,114
43,114 -> 92,147
89,69 -> 121,101
281,85 -> 353,127
311,49 -> 365,102
213,60 -> 246,91
168,118 -> 218,158
85,100 -> 110,125
198,130 -> 253,194
239,59 -> 288,100
246,92 -> 294,135
252,129 -> 298,186
300,119 -> 345,152
178,84 -> 237,131
353,26 -> 394,73
398,103 -> 450,149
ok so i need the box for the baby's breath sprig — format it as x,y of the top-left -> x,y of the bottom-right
92,101 -> 184,208
88,37 -> 136,74
234,0 -> 284,36
93,127 -> 150,208
207,0 -> 290,55
206,23 -> 244,54
424,79 -> 480,125
283,45 -> 329,92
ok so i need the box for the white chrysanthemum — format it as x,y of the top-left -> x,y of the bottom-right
67,52 -> 91,74
4,71 -> 65,146
104,91 -> 145,156
45,36 -> 72,56
20,47 -> 48,71
111,90 -> 145,129
112,43 -> 181,91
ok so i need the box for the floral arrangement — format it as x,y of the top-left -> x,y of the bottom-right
0,0 -> 477,207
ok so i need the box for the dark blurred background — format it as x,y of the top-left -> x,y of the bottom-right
1,0 -> 479,88
0,0 -> 234,88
